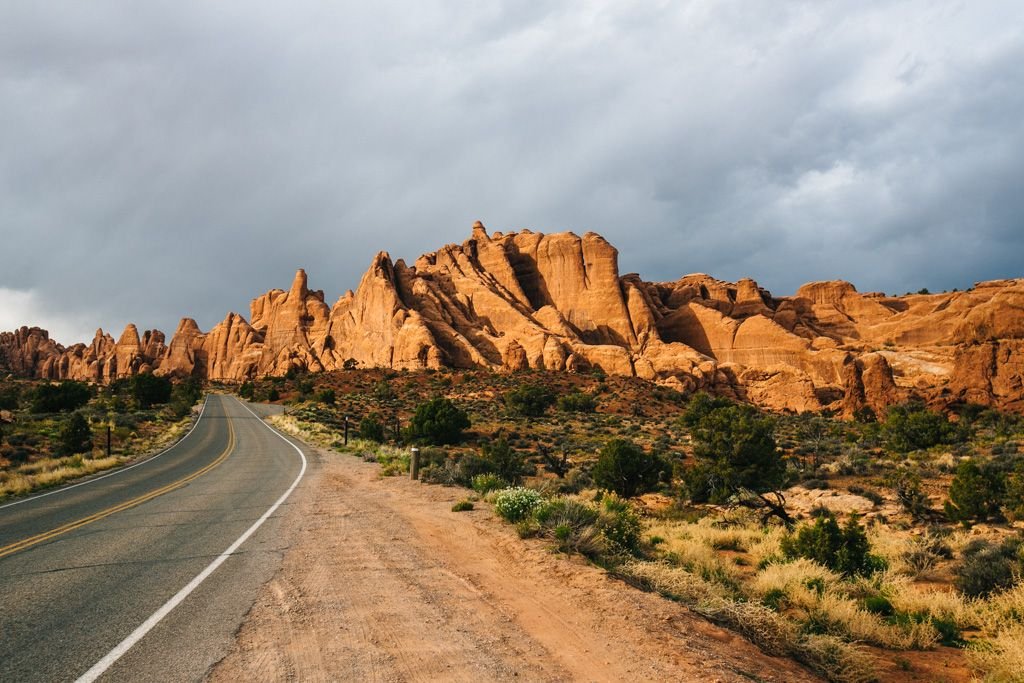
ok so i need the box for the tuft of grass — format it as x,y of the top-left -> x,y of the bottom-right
451,499 -> 474,512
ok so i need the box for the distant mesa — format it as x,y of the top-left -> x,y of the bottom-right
2,222 -> 1023,416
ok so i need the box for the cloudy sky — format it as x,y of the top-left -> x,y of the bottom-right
2,1 -> 1022,345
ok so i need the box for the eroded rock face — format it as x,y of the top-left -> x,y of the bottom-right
2,223 -> 1022,415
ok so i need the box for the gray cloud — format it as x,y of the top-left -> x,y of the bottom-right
1,1 -> 1022,344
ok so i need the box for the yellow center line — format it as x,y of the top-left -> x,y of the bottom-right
0,418 -> 236,561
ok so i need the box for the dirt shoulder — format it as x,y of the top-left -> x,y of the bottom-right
208,445 -> 820,682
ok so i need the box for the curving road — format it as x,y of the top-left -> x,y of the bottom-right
0,394 -> 309,682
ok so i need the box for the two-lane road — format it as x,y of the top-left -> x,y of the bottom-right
0,394 -> 309,682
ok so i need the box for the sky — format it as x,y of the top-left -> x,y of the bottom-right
1,1 -> 1022,346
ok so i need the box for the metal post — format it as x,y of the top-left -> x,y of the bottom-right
410,447 -> 420,480
344,415 -> 349,445
106,423 -> 112,458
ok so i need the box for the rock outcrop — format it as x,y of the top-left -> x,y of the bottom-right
3,223 -> 1023,415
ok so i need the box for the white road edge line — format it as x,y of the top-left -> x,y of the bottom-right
0,396 -> 211,510
74,397 -> 307,683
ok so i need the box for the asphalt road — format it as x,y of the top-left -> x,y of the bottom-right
0,394 -> 309,682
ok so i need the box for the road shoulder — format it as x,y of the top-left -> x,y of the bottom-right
209,444 -> 819,682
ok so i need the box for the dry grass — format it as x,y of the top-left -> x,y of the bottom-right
0,412 -> 193,502
977,583 -> 1024,634
269,413 -> 336,447
750,559 -> 842,608
881,571 -> 976,630
968,624 -> 1024,682
0,454 -> 125,499
812,592 -> 939,650
620,560 -> 876,682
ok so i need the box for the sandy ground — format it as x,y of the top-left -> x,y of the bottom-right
208,445 -> 820,682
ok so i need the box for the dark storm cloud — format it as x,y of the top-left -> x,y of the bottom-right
1,1 -> 1022,344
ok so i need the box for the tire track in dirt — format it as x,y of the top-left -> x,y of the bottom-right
209,447 -> 820,682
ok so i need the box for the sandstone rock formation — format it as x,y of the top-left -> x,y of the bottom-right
3,222 -> 1022,415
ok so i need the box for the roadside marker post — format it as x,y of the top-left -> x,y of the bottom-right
344,415 -> 349,445
410,447 -> 420,480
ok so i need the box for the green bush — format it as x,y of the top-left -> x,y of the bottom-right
781,513 -> 883,577
680,391 -> 733,428
132,373 -> 172,409
30,381 -> 92,413
169,378 -> 203,418
557,391 -> 597,413
358,413 -> 386,443
316,388 -> 336,405
407,397 -> 470,445
480,437 -> 528,484
592,438 -> 667,498
267,388 -> 280,402
0,384 -> 20,410
451,500 -> 474,512
1002,465 -> 1024,521
954,537 -> 1024,597
59,412 -> 93,455
685,404 -> 785,506
493,487 -> 543,523
945,459 -> 1005,524
597,495 -> 643,555
536,498 -> 605,556
238,381 -> 255,400
882,402 -> 967,452
504,384 -> 556,418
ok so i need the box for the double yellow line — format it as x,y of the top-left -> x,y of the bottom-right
0,419 -> 236,561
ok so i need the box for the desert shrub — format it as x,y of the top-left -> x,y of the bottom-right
592,438 -> 667,498
238,381 -> 255,399
419,459 -> 463,487
267,388 -> 280,402
1003,466 -> 1024,521
407,397 -> 470,445
954,537 -> 1024,598
882,402 -> 967,452
685,404 -> 788,522
493,487 -> 543,523
452,453 -> 493,486
451,500 -> 474,512
504,384 -> 556,418
316,388 -> 336,405
168,378 -> 203,417
373,380 -> 394,401
598,495 -> 643,555
535,497 -> 600,529
471,473 -> 507,495
30,381 -> 91,413
358,413 -> 386,442
781,513 -> 882,577
539,445 -> 571,477
853,406 -> 877,424
296,379 -> 315,398
0,384 -> 21,410
885,469 -> 931,520
59,412 -> 92,455
480,437 -> 528,484
557,391 -> 597,413
132,373 -> 172,408
680,391 -> 733,427
945,459 -> 1005,524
